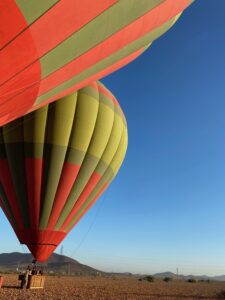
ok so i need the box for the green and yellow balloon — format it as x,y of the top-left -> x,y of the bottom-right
0,81 -> 127,262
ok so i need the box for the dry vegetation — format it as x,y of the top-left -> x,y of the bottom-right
1,274 -> 225,299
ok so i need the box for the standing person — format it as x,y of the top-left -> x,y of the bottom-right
21,267 -> 31,289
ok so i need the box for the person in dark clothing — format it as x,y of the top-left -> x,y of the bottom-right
20,268 -> 31,289
31,259 -> 37,275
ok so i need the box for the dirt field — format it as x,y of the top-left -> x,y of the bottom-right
1,275 -> 225,299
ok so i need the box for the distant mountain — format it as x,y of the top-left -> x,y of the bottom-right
213,275 -> 225,281
152,272 -> 224,281
153,272 -> 179,279
0,252 -> 103,276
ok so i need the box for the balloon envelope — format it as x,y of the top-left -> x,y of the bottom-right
0,81 -> 128,262
0,0 -> 193,125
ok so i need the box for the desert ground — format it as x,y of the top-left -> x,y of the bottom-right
1,275 -> 225,299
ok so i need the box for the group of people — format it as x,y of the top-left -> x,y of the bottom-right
19,260 -> 44,289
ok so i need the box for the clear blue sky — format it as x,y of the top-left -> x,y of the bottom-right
1,0 -> 225,276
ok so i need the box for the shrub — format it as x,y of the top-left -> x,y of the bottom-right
187,278 -> 196,283
198,279 -> 210,283
164,277 -> 172,282
143,276 -> 154,282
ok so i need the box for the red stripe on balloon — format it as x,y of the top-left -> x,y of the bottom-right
60,171 -> 102,231
25,158 -> 43,229
0,160 -> 24,228
0,0 -> 27,49
38,0 -> 190,96
67,182 -> 109,233
47,162 -> 80,230
29,0 -> 117,58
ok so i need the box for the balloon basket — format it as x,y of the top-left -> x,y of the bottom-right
27,275 -> 46,289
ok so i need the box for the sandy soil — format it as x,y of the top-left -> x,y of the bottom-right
0,275 -> 225,299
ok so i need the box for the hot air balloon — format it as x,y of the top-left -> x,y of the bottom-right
0,0 -> 193,126
0,81 -> 128,262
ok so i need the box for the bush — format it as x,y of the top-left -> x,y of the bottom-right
187,278 -> 196,283
217,290 -> 225,299
143,276 -> 154,282
164,277 -> 172,282
198,279 -> 210,283
138,278 -> 142,281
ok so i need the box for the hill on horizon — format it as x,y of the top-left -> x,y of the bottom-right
0,252 -> 103,276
